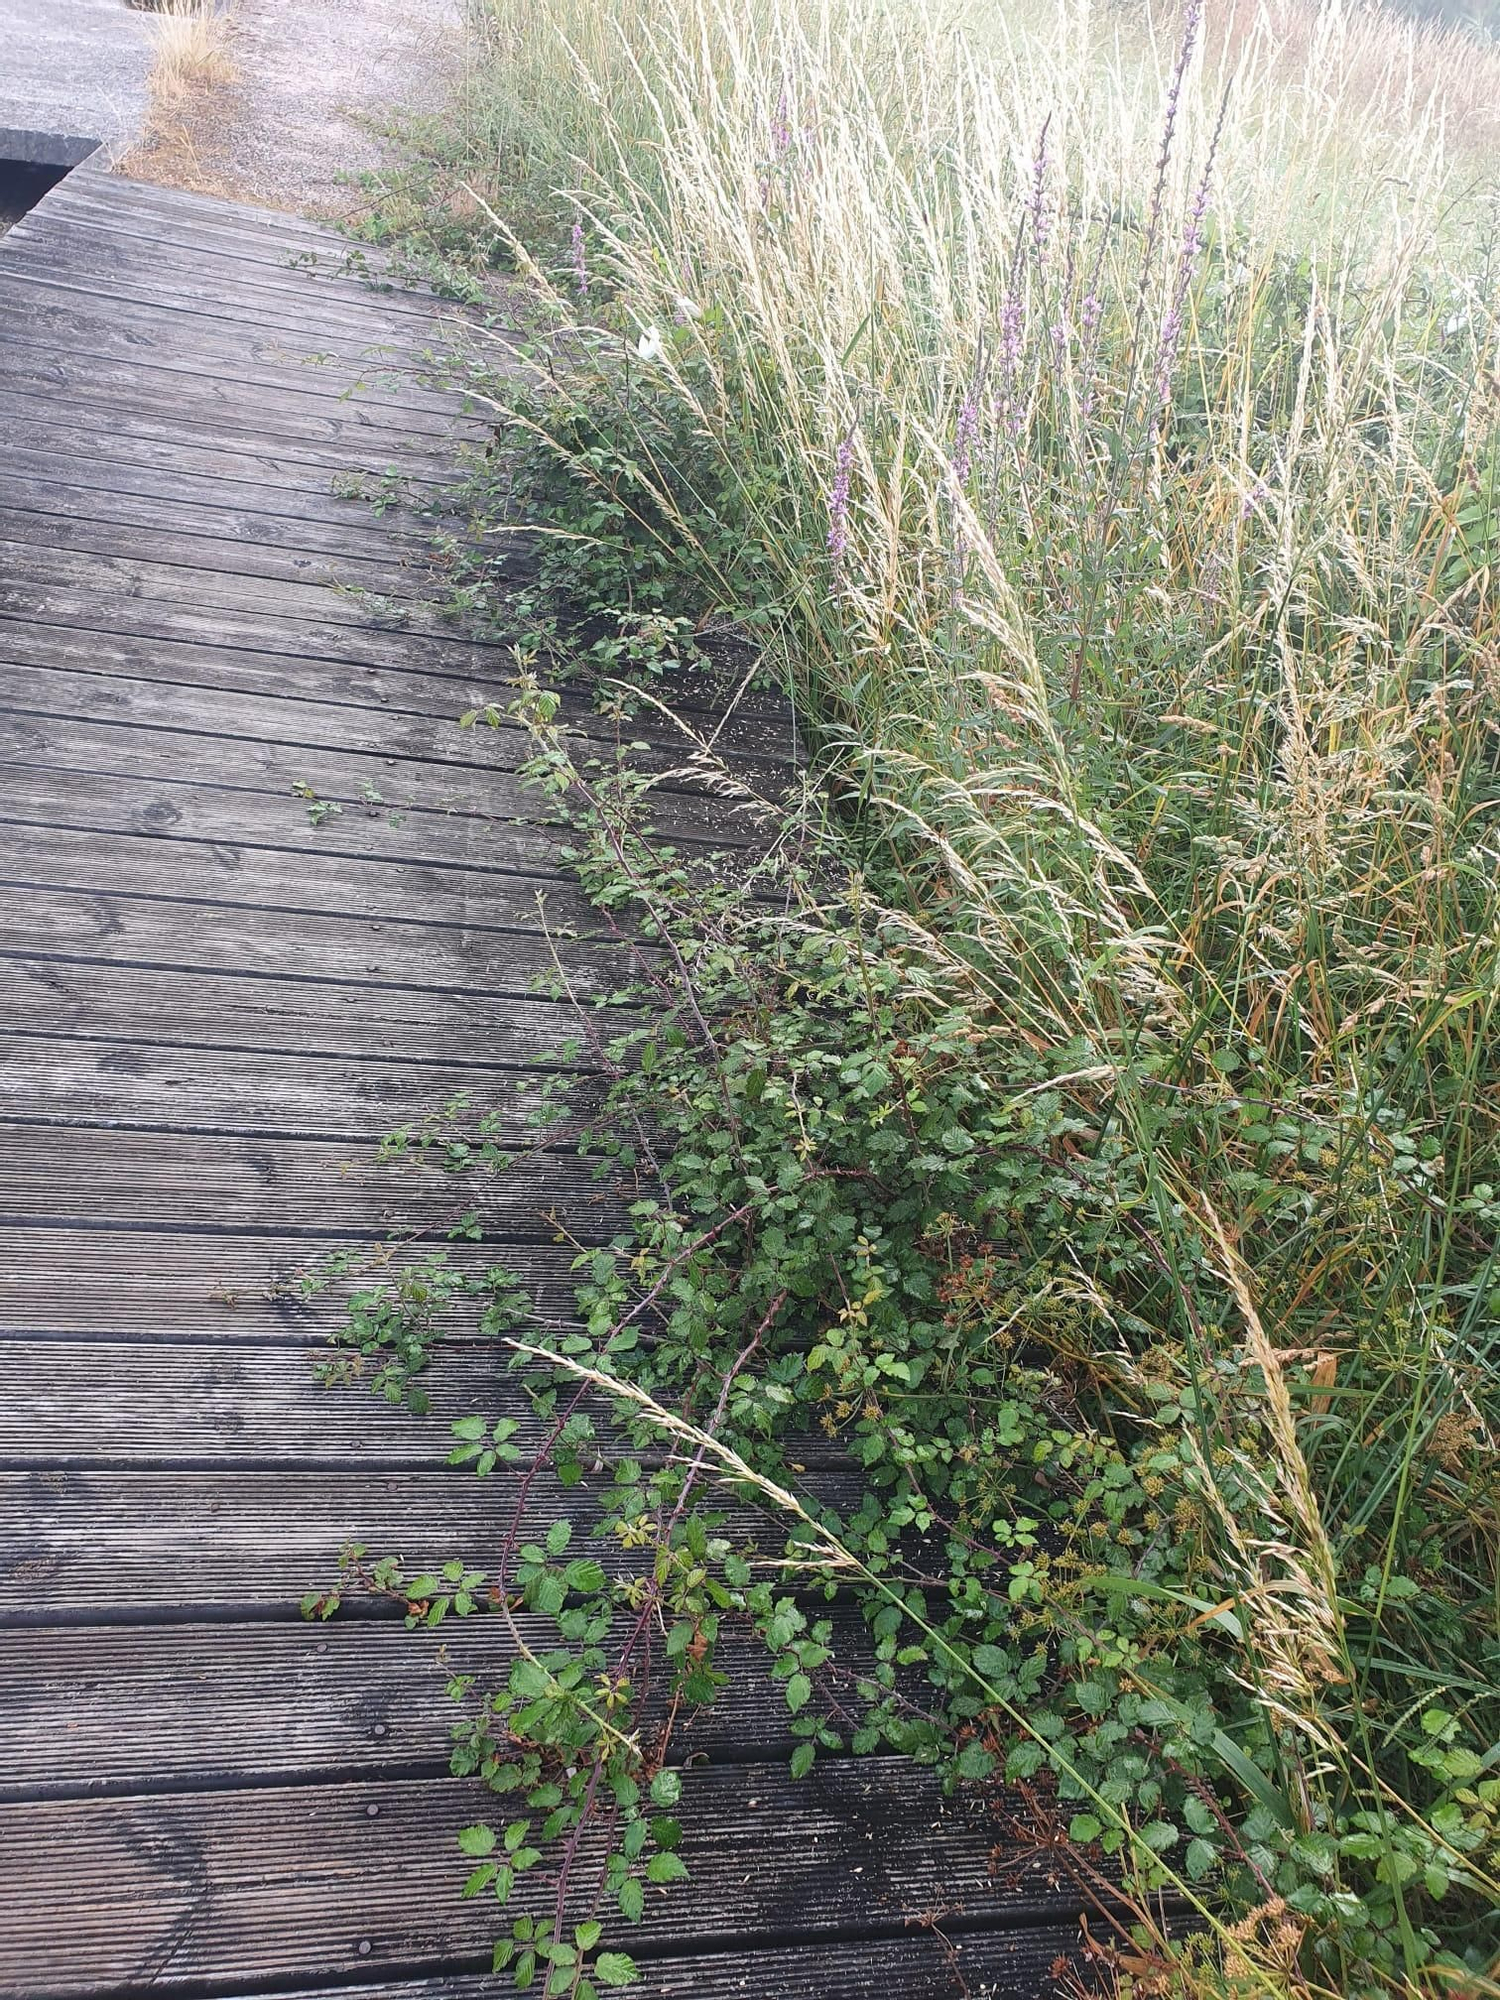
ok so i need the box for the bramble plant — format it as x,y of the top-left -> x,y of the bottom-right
309,0 -> 1500,1994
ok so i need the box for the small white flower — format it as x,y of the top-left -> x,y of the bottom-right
675,295 -> 702,322
636,326 -> 665,362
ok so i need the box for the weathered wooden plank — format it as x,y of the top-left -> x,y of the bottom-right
0,292 -> 467,420
0,743 -> 761,877
0,347 -> 468,457
2,459 -> 432,564
198,1932 -> 1092,2000
0,515 -> 445,626
1,662 -> 508,767
0,284 -> 476,430
0,1469 -> 855,1611
0,573 -> 797,736
33,192 -> 478,324
0,1616 -> 837,1795
5,217 -> 461,328
0,1034 -> 570,1141
0,761 -> 569,877
1,884 -> 621,995
0,1340 -> 553,1467
0,439 -> 438,541
0,1765 -> 1085,1997
0,956 -> 619,1067
0,819 -> 604,933
0,1125 -> 625,1236
0,239 -> 461,349
0,1227 -> 577,1342
0,389 -> 456,494
52,171 -> 395,246
0,660 -> 800,808
0,603 -> 523,730
39,178 -> 477,306
0,657 -> 789,801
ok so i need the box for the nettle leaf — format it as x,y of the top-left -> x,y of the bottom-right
618,1877 -> 645,1922
593,1951 -> 641,1987
790,1742 -> 816,1779
784,1672 -> 812,1714
645,1851 -> 689,1884
575,1920 -> 603,1952
457,1824 -> 497,1857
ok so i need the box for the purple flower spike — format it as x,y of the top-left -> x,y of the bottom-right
1001,290 -> 1024,375
570,219 -> 589,298
827,433 -> 854,564
772,86 -> 793,156
1028,116 -> 1052,257
951,391 -> 980,484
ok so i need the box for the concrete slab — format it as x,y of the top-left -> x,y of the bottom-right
0,0 -> 152,156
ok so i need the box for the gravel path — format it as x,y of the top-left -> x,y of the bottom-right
126,0 -> 463,217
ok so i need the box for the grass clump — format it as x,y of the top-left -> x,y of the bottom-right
337,0 -> 1500,1993
133,0 -> 237,101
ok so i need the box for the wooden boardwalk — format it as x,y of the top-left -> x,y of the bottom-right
0,170 -> 1092,1999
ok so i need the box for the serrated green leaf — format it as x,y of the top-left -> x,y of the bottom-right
1186,1837 -> 1218,1880
955,1742 -> 995,1781
594,1951 -> 640,1988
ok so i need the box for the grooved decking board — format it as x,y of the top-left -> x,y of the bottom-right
0,763 -> 572,875
0,311 -> 477,433
0,562 -> 793,728
0,1340 -> 573,1466
2,462 -> 433,562
0,168 -> 1067,2000
0,657 -> 793,801
0,297 -> 466,418
1,885 -> 624,994
0,588 -> 795,742
0,441 -> 438,541
0,1617 -> 837,1796
0,1030 -> 571,1138
0,240 -> 460,346
0,1470 -> 858,1614
0,1766 -> 1086,2000
0,958 -> 616,1066
203,1934 -> 1098,2000
0,350 -> 468,457
0,1125 -> 625,1234
0,1224 -> 580,1337
0,390 -> 457,491
0,516 -> 449,624
0,819 -> 607,932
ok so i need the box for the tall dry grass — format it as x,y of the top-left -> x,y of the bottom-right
135,0 -> 237,106
407,0 -> 1500,1988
